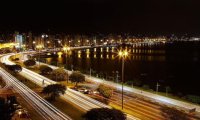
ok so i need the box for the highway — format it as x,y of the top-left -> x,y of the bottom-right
1,53 -> 139,120
0,67 -> 72,120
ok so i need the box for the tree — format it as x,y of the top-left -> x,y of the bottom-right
83,108 -> 126,120
51,68 -> 68,81
42,84 -> 66,101
39,65 -> 53,75
97,84 -> 113,99
23,60 -> 36,67
3,64 -> 22,73
161,106 -> 189,120
10,65 -> 22,73
69,71 -> 85,87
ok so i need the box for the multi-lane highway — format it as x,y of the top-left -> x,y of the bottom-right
1,54 -> 139,120
0,66 -> 72,120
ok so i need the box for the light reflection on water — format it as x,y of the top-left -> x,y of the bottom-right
45,46 -> 167,75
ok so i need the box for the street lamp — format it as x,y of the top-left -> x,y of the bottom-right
118,49 -> 129,109
18,111 -> 22,118
32,41 -> 36,49
63,46 -> 71,83
58,40 -> 61,44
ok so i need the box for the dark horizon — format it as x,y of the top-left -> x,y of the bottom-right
1,0 -> 200,35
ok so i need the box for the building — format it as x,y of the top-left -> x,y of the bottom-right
15,34 -> 23,49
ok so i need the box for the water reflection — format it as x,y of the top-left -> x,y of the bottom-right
51,47 -> 167,61
112,55 -> 115,59
106,54 -> 109,59
100,54 -> 103,59
78,53 -> 81,58
43,44 -> 197,94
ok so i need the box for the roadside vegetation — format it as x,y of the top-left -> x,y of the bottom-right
42,84 -> 66,101
51,68 -> 68,81
97,84 -> 113,104
39,65 -> 53,75
23,59 -> 36,67
69,71 -> 85,87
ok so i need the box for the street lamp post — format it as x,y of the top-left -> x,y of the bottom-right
32,41 -> 36,50
121,56 -> 124,109
156,82 -> 160,94
118,50 -> 128,110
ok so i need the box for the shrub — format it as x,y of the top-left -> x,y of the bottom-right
51,68 -> 68,81
39,65 -> 53,75
42,84 -> 66,101
69,71 -> 85,86
97,84 -> 113,99
23,60 -> 36,67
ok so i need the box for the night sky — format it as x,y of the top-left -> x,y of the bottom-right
0,0 -> 200,34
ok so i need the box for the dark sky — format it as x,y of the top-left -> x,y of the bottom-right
0,0 -> 200,34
